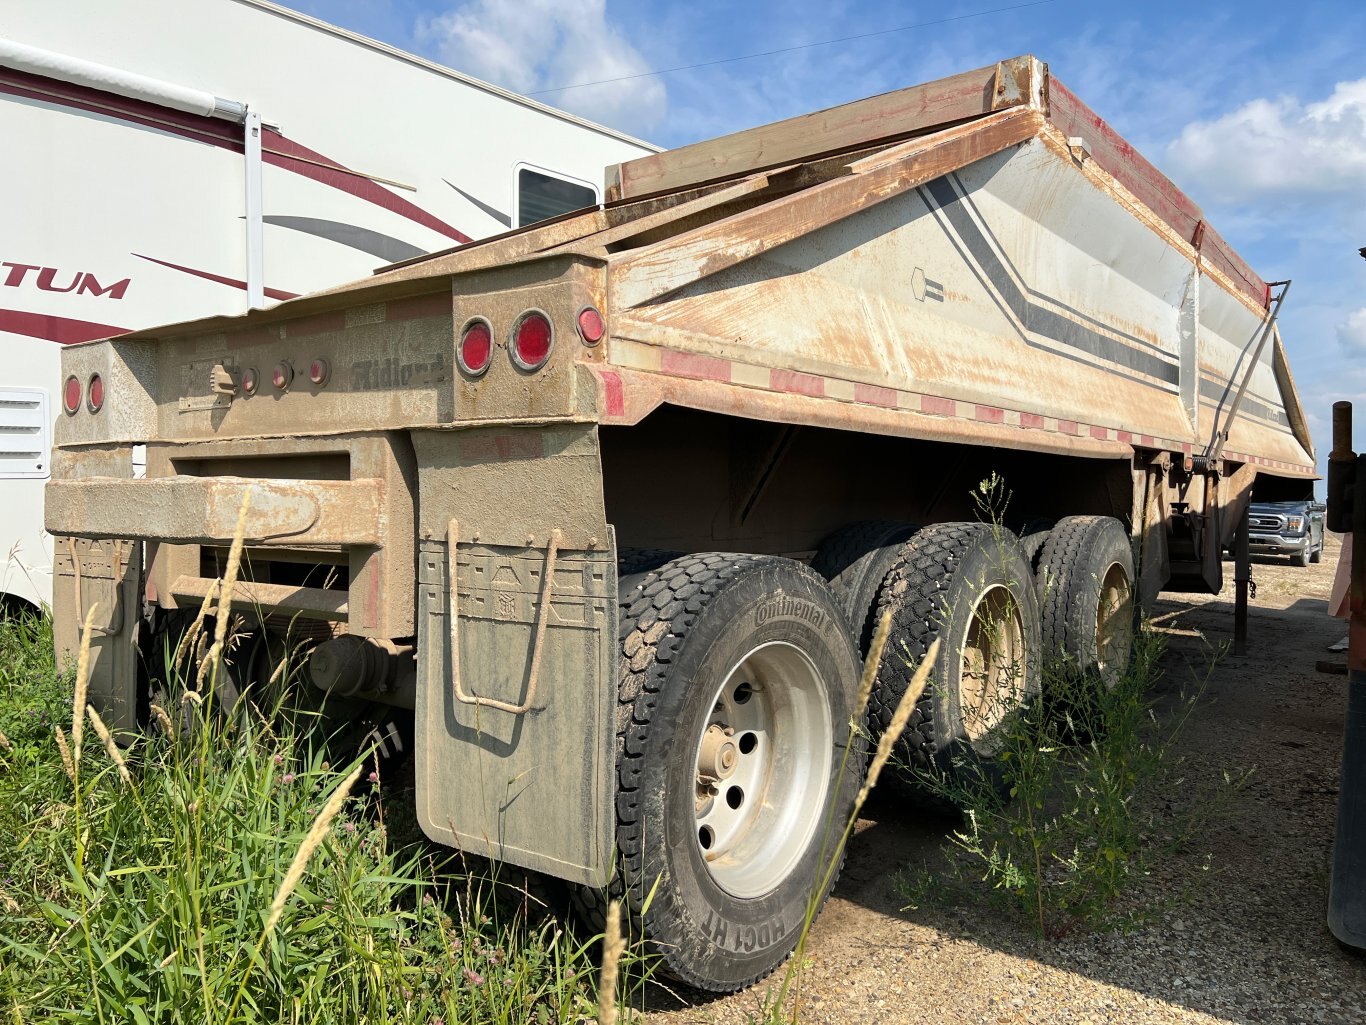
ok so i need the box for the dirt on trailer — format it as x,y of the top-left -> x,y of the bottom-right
648,535 -> 1366,1025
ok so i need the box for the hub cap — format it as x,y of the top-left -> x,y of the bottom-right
692,641 -> 832,899
1095,561 -> 1134,684
959,584 -> 1027,743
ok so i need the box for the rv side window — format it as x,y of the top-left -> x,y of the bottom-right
0,388 -> 51,479
515,166 -> 598,227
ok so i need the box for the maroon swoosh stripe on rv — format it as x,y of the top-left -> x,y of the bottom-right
0,308 -> 129,344
0,66 -> 470,246
131,254 -> 300,301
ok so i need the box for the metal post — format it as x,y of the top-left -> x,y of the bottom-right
1233,503 -> 1250,656
244,109 -> 264,309
1327,401 -> 1366,948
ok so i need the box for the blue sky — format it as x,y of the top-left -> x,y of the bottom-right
295,0 -> 1366,475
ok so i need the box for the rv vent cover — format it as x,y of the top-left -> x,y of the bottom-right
0,388 -> 51,479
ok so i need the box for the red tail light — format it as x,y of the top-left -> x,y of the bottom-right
309,358 -> 330,386
511,311 -> 553,371
458,319 -> 493,377
273,361 -> 294,390
577,306 -> 605,345
87,373 -> 104,413
241,367 -> 259,395
63,375 -> 81,415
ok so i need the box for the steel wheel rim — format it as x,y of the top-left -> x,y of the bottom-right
959,584 -> 1026,743
1095,561 -> 1134,681
692,640 -> 832,899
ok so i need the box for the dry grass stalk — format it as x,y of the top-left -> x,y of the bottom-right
172,578 -> 219,671
855,609 -> 893,715
213,489 -> 254,655
596,900 -> 626,1025
86,705 -> 132,785
0,728 -> 12,754
54,725 -> 76,784
264,761 -> 362,935
148,703 -> 175,737
195,641 -> 222,690
859,638 -> 940,805
71,602 -> 99,765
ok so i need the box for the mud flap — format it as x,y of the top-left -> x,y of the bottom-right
415,536 -> 616,885
53,538 -> 143,735
410,423 -> 617,887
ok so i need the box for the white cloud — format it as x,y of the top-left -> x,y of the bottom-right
1165,78 -> 1366,204
415,0 -> 665,137
1339,308 -> 1366,355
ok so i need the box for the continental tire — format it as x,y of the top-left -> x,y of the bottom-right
810,521 -> 918,654
1036,515 -> 1136,688
871,522 -> 1041,785
581,553 -> 863,992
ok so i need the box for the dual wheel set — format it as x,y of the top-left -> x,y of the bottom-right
581,516 -> 1136,992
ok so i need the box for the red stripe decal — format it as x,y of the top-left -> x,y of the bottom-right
264,130 -> 471,245
975,404 -> 1005,424
770,369 -> 824,397
286,310 -> 346,337
1058,419 -> 1081,436
458,433 -> 545,462
0,68 -> 470,250
1020,412 -> 1045,429
1140,435 -> 1154,447
387,293 -> 452,322
132,254 -> 298,301
922,395 -> 955,416
1181,442 -> 1193,455
661,350 -> 731,382
1117,430 -> 1133,443
600,370 -> 625,417
0,308 -> 128,345
1089,425 -> 1109,441
854,383 -> 898,408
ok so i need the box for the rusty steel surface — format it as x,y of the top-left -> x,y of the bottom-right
46,476 -> 381,545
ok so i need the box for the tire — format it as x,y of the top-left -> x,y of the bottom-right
810,521 -> 918,654
1312,540 -> 1324,565
617,547 -> 682,576
1035,516 -> 1136,688
871,522 -> 1041,788
1019,527 -> 1051,573
1294,545 -> 1311,568
578,553 -> 863,992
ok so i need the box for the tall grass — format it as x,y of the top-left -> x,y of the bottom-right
0,607 -> 630,1024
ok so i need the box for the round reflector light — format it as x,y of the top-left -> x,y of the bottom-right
87,373 -> 104,413
273,361 -> 294,390
511,311 -> 553,371
577,306 -> 605,345
309,358 -> 330,386
458,320 -> 493,377
241,367 -> 259,395
63,375 -> 81,415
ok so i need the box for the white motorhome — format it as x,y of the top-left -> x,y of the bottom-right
0,0 -> 656,612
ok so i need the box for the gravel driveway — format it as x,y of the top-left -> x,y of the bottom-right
648,536 -> 1366,1024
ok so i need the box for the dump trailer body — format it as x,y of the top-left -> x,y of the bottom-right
46,56 -> 1313,964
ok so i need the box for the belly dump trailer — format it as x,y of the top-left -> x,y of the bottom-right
45,56 -> 1316,992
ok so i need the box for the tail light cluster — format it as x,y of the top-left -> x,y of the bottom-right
63,373 -> 104,415
458,306 -> 605,380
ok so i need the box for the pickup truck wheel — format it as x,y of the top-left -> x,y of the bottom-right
810,520 -> 918,654
1294,546 -> 1312,568
871,522 -> 1041,793
1036,516 -> 1135,689
578,553 -> 863,992
1312,541 -> 1324,565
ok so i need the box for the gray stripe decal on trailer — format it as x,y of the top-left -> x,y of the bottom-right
922,176 -> 1181,388
262,216 -> 428,262
1198,375 -> 1291,431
